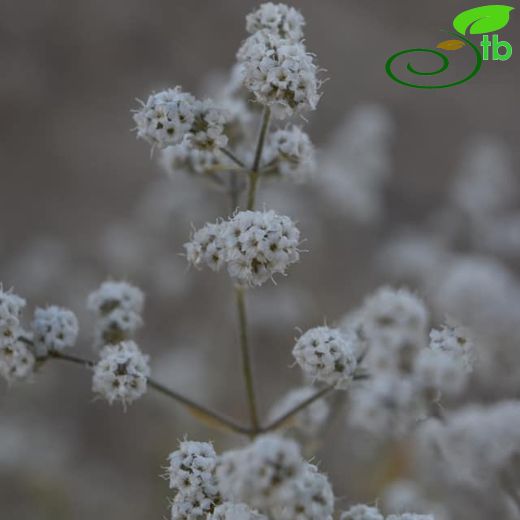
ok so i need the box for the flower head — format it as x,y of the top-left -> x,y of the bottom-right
185,210 -> 301,287
92,340 -> 150,405
31,306 -> 78,357
292,326 -> 358,389
246,3 -> 305,41
264,125 -> 315,182
168,440 -> 220,518
237,32 -> 320,119
0,339 -> 35,384
87,280 -> 144,346
133,87 -> 197,149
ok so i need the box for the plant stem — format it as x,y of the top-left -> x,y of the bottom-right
260,371 -> 369,433
247,107 -> 271,210
235,286 -> 260,433
261,385 -> 334,432
47,350 -> 252,436
220,147 -> 246,169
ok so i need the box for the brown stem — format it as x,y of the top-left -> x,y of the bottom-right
47,350 -> 252,436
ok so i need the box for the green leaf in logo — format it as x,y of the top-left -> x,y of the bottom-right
453,5 -> 514,35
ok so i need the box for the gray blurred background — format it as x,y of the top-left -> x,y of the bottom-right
1,1 -> 519,519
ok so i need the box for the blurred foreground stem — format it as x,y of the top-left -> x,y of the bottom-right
235,286 -> 260,434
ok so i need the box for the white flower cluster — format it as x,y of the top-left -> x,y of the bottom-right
185,210 -> 300,287
237,4 -> 320,118
217,434 -> 334,519
133,86 -> 230,151
160,143 -> 228,177
92,340 -> 150,406
167,440 -> 220,519
267,386 -> 329,437
319,104 -> 394,223
416,401 -> 520,489
31,305 -> 79,357
166,435 -> 333,519
345,287 -> 475,438
0,288 -> 34,384
245,3 -> 305,41
264,125 -> 316,182
340,505 -> 433,520
292,326 -> 358,389
87,280 -> 144,347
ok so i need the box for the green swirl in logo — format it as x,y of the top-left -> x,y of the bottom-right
385,32 -> 482,89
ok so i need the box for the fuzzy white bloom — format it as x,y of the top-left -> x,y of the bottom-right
87,280 -> 144,316
292,326 -> 358,389
92,341 -> 150,405
264,126 -> 316,182
0,288 -> 34,384
429,320 -> 475,373
267,386 -> 329,436
273,462 -> 334,520
31,306 -> 78,357
0,339 -> 35,384
450,136 -> 515,218
0,288 -> 26,339
340,504 -> 384,520
246,3 -> 305,41
186,99 -> 230,150
87,280 -> 144,346
359,287 -> 429,374
133,87 -> 197,149
360,287 -> 429,350
185,210 -> 301,287
349,375 -> 422,438
415,401 -> 520,489
168,440 -> 219,518
319,104 -> 393,223
160,143 -> 225,177
237,32 -> 320,119
383,480 -> 450,520
217,434 -> 304,511
413,348 -> 469,397
208,503 -> 267,520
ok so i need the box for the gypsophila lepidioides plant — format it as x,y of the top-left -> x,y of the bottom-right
1,3 -> 473,519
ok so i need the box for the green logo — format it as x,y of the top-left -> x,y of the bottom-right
385,5 -> 514,89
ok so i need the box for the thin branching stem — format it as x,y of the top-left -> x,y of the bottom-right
260,372 -> 370,433
247,106 -> 271,210
235,286 -> 260,434
46,350 -> 253,436
261,385 -> 334,432
220,147 -> 247,169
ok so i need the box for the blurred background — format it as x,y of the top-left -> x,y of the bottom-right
1,1 -> 519,519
